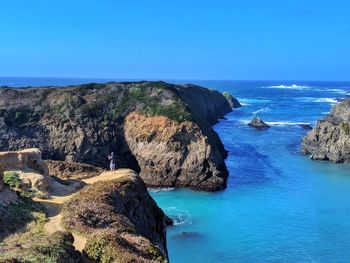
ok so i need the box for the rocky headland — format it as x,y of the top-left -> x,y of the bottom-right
0,149 -> 171,262
0,81 -> 234,191
302,99 -> 350,162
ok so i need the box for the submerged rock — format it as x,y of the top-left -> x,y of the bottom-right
248,117 -> 270,129
172,231 -> 202,240
302,99 -> 350,163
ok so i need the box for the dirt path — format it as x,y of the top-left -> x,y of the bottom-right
34,168 -> 135,252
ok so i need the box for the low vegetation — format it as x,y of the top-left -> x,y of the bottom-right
4,171 -> 21,188
0,197 -> 81,263
61,175 -> 168,262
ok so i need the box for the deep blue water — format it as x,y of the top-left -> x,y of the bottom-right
1,78 -> 350,262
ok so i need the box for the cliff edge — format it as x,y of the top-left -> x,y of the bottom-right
0,81 -> 233,191
302,99 -> 350,163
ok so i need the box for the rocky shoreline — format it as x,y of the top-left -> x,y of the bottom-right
0,81 -> 234,191
302,98 -> 350,163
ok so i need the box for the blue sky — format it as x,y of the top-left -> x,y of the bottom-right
0,0 -> 349,80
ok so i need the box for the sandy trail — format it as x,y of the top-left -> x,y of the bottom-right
34,168 -> 134,252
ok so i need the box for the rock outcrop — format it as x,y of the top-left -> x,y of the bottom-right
124,112 -> 227,191
302,99 -> 350,162
62,171 -> 170,262
0,81 -> 233,191
248,117 -> 270,129
223,91 -> 241,108
0,149 -> 49,196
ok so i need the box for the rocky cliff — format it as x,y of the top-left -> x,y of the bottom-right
0,81 -> 232,191
62,171 -> 170,262
302,99 -> 350,162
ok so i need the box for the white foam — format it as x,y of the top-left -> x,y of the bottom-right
315,88 -> 349,95
265,121 -> 311,126
315,98 -> 338,103
252,107 -> 270,115
297,97 -> 339,104
165,207 -> 192,225
266,84 -> 311,90
149,187 -> 175,193
238,98 -> 271,104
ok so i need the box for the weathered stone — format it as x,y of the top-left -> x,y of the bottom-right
124,112 -> 228,191
302,99 -> 350,163
248,117 -> 270,129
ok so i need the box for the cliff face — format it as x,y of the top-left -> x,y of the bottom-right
124,112 -> 227,191
0,81 -> 232,191
62,172 -> 170,262
302,99 -> 350,163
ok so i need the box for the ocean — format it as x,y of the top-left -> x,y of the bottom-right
1,78 -> 350,262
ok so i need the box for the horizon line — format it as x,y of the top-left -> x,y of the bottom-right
1,75 -> 350,83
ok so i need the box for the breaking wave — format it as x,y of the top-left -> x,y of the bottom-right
266,84 -> 311,90
165,207 -> 192,225
252,107 -> 270,115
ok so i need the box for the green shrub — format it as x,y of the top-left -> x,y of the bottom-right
4,171 -> 21,188
223,91 -> 233,100
341,122 -> 350,135
85,236 -> 114,263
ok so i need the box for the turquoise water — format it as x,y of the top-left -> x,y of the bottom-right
150,81 -> 350,263
2,78 -> 350,262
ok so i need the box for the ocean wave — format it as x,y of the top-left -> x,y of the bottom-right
315,88 -> 349,95
265,121 -> 311,126
148,187 -> 175,193
297,97 -> 339,104
238,98 -> 271,105
252,107 -> 270,115
266,84 -> 311,90
315,98 -> 338,103
165,207 -> 192,226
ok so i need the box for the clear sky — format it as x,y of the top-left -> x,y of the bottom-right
0,0 -> 349,81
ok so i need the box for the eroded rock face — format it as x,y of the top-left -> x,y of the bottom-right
62,171 -> 170,262
0,81 -> 232,191
302,99 -> 350,163
0,149 -> 49,196
124,112 -> 228,191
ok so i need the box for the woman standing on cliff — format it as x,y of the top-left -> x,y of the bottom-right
108,152 -> 116,171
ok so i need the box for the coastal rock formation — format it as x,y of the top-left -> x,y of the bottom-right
0,149 -> 49,196
248,117 -> 270,129
0,81 -> 233,191
46,160 -> 102,180
124,112 -> 228,191
302,99 -> 350,162
223,91 -> 242,108
62,171 -> 170,262
0,148 -> 49,176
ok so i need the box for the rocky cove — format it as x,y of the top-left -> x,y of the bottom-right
0,81 -> 237,262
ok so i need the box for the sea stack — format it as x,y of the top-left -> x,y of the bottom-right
248,117 -> 270,129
